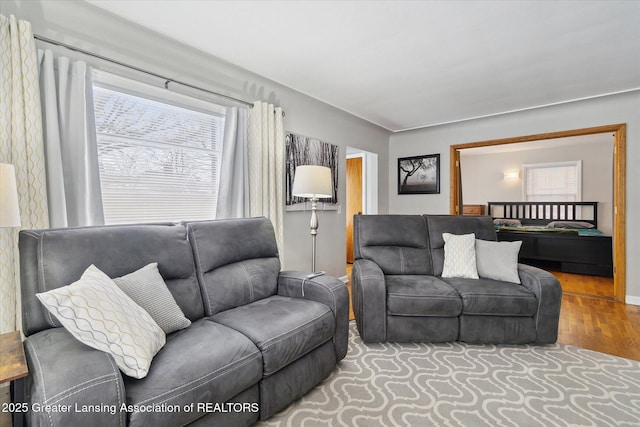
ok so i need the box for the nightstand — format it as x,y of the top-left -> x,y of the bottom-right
462,204 -> 486,215
1,331 -> 28,427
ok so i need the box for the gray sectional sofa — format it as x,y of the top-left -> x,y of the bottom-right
18,217 -> 348,427
352,214 -> 562,344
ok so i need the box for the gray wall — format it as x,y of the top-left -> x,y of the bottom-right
460,139 -> 614,234
2,0 -> 391,278
389,91 -> 640,303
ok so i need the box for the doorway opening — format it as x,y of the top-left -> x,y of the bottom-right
346,148 -> 378,263
450,124 -> 626,303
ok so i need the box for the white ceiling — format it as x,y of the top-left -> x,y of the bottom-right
86,1 -> 640,132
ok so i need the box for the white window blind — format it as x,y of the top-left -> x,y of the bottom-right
92,75 -> 225,224
523,161 -> 582,202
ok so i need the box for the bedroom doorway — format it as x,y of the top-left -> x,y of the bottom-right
449,124 -> 626,303
346,148 -> 378,263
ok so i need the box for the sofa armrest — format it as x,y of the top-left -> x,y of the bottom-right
277,271 -> 349,361
517,263 -> 562,344
352,259 -> 387,342
22,328 -> 126,427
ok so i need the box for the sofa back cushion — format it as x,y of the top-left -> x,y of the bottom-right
19,223 -> 203,336
354,215 -> 433,275
186,217 -> 281,316
425,215 -> 497,276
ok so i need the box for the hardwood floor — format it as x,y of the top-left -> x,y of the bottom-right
345,264 -> 640,361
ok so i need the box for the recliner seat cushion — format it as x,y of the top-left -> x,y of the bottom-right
211,295 -> 335,376
124,319 -> 262,427
386,275 -> 462,317
441,277 -> 538,316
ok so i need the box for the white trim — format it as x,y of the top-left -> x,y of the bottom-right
339,275 -> 349,284
393,87 -> 640,133
92,69 -> 226,116
626,295 -> 640,306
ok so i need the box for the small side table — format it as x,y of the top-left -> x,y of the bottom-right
1,331 -> 28,427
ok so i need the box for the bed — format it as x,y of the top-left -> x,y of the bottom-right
487,201 -> 613,277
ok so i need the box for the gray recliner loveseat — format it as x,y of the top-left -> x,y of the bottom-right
18,217 -> 348,426
351,214 -> 562,344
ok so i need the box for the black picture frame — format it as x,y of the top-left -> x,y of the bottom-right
398,153 -> 440,194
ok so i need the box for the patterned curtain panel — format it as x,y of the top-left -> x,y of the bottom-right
248,101 -> 285,262
0,14 -> 49,333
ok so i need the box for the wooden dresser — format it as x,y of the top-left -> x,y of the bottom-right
462,204 -> 486,216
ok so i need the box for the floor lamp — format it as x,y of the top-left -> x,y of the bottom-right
292,165 -> 332,273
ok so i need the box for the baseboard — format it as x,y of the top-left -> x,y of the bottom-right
625,295 -> 640,306
339,275 -> 349,284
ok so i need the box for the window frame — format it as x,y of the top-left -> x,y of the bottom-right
92,70 -> 227,225
522,160 -> 582,202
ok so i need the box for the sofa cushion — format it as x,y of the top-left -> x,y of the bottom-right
114,263 -> 191,333
475,239 -> 522,284
425,215 -> 497,276
211,295 -> 335,376
354,215 -> 433,275
441,233 -> 479,279
441,277 -> 538,316
36,265 -> 165,379
20,223 -> 203,336
187,218 -> 281,315
386,275 -> 462,317
124,319 -> 262,427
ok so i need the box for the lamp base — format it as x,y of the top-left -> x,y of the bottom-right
309,197 -> 319,272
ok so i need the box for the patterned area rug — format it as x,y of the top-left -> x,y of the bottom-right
258,322 -> 640,427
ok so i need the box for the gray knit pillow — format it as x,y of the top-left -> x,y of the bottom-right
114,263 -> 191,334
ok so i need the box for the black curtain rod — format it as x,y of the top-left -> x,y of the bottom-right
33,34 -> 254,108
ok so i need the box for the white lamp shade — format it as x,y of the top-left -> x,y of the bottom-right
292,165 -> 333,199
0,163 -> 21,228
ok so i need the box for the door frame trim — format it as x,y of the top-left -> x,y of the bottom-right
449,124 -> 626,302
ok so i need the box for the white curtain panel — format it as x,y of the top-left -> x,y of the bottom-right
215,106 -> 249,219
248,101 -> 285,261
38,49 -> 104,228
0,14 -> 49,333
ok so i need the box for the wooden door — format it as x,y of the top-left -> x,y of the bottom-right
346,157 -> 363,263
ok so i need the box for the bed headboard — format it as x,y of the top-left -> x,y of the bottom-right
487,201 -> 599,227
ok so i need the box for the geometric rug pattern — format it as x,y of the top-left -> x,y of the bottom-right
258,323 -> 640,426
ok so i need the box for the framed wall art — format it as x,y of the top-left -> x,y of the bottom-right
398,153 -> 440,194
285,132 -> 339,211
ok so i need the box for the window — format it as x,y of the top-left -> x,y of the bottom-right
92,72 -> 226,224
523,161 -> 582,202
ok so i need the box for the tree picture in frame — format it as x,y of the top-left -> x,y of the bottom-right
398,153 -> 440,194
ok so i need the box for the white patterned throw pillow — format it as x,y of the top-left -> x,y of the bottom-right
114,263 -> 191,334
441,233 -> 479,279
36,265 -> 165,379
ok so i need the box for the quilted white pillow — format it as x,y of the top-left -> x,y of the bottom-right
36,265 -> 166,379
441,233 -> 479,279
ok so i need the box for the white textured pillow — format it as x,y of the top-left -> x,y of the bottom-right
476,239 -> 522,284
441,233 -> 479,279
114,263 -> 191,334
36,265 -> 165,379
